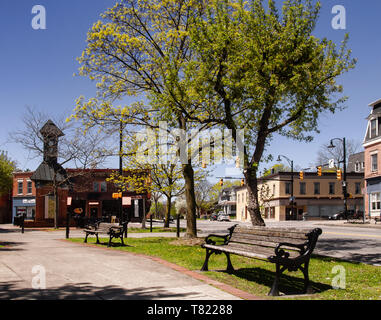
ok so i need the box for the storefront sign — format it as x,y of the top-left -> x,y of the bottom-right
22,199 -> 35,204
122,197 -> 132,206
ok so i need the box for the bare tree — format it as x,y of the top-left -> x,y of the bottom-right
316,139 -> 362,170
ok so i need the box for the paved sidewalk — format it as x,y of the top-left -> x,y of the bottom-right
0,225 -> 241,300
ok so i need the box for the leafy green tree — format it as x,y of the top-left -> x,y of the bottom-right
71,0 -> 208,237
0,151 -> 15,195
168,0 -> 356,225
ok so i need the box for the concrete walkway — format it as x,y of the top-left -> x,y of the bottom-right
0,225 -> 240,300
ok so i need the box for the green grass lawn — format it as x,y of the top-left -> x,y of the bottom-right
68,236 -> 381,300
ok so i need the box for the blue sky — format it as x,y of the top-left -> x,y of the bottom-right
0,0 -> 380,183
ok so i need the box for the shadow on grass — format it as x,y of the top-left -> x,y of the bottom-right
219,267 -> 332,296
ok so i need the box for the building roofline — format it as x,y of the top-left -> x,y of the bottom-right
369,98 -> 381,107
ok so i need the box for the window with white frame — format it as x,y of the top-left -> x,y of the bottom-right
370,119 -> 377,138
371,153 -> 378,172
27,181 -> 33,194
17,180 -> 23,195
370,193 -> 380,211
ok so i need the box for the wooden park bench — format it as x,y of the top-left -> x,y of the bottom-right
374,216 -> 381,224
201,224 -> 322,296
84,222 -> 128,247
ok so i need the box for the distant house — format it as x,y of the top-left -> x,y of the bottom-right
347,152 -> 365,173
12,171 -> 36,224
217,186 -> 240,216
363,98 -> 381,219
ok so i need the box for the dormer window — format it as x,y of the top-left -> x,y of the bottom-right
370,119 -> 377,138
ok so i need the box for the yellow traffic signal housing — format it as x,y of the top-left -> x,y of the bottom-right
299,171 -> 304,180
219,178 -> 224,186
241,179 -> 245,186
317,166 -> 322,176
337,169 -> 342,180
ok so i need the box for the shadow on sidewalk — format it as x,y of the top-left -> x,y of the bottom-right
0,281 -> 201,300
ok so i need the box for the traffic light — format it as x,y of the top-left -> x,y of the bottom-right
202,162 -> 207,169
299,171 -> 304,180
317,166 -> 322,176
219,178 -> 224,186
241,179 -> 245,186
337,169 -> 342,180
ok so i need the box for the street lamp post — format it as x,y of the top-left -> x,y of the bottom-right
277,155 -> 295,220
328,138 -> 348,219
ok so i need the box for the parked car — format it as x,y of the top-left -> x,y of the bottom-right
210,213 -> 218,221
329,210 -> 362,220
217,214 -> 230,222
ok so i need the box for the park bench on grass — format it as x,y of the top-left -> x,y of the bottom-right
201,224 -> 322,296
84,222 -> 128,247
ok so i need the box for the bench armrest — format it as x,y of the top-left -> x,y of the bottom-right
204,234 -> 230,245
274,242 -> 309,258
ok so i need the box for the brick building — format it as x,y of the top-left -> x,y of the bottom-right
12,120 -> 150,228
363,98 -> 381,219
236,172 -> 364,222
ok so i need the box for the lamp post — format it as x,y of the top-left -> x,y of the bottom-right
277,155 -> 295,220
328,138 -> 348,219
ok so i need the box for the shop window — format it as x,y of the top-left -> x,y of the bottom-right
371,193 -> 380,211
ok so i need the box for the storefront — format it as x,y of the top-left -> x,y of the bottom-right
12,197 -> 36,223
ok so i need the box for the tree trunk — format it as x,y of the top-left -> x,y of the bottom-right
164,195 -> 172,228
182,163 -> 197,238
245,167 -> 265,226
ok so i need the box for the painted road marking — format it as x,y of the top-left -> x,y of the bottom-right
324,231 -> 381,239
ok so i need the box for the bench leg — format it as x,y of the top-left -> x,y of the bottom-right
120,234 -> 125,246
96,234 -> 100,244
84,233 -> 89,243
108,236 -> 112,247
201,249 -> 213,271
268,263 -> 281,296
224,252 -> 234,272
301,260 -> 313,294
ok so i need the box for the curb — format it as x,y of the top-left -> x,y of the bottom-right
62,239 -> 264,300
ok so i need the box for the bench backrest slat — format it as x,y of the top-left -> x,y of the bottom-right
233,226 -> 309,240
230,234 -> 305,249
227,226 -> 315,253
97,223 -> 120,232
